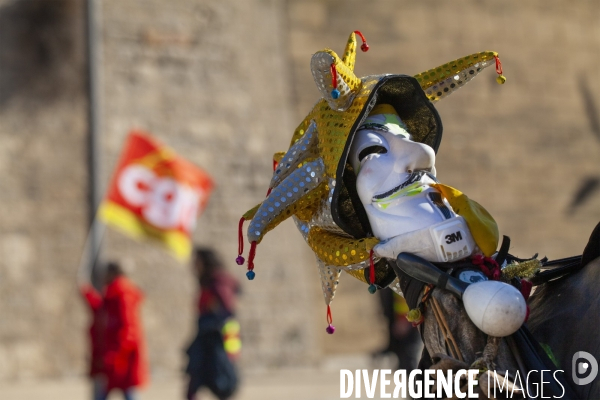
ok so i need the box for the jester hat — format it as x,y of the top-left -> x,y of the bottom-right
237,31 -> 505,332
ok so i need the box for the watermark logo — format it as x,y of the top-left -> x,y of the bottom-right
340,369 -> 481,399
572,351 -> 598,386
339,352 -> 598,398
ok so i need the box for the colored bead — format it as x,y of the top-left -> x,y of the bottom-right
236,256 -> 245,265
368,284 -> 377,294
406,308 -> 422,323
246,270 -> 255,280
360,43 -> 369,52
331,89 -> 340,99
496,75 -> 506,84
326,324 -> 336,334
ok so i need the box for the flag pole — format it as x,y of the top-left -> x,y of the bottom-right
77,217 -> 107,286
85,0 -> 103,288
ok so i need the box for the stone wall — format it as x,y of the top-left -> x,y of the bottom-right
0,0 -> 598,381
0,0 -> 89,379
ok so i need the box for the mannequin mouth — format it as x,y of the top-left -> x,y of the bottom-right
372,169 -> 435,200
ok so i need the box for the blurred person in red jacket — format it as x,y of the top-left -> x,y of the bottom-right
80,261 -> 149,400
185,248 -> 241,400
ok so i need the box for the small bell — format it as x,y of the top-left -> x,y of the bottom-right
354,30 -> 369,52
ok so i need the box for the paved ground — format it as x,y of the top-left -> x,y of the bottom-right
1,354 -> 402,400
0,370 -> 356,400
1,370 -> 339,400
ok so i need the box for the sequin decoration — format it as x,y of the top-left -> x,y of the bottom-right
293,216 -> 311,242
269,121 -> 319,189
295,212 -> 372,274
273,151 -> 286,166
316,257 -> 341,305
341,259 -> 371,272
289,115 -> 313,148
314,78 -> 379,177
307,227 -> 379,267
310,179 -> 346,235
344,268 -> 368,283
414,51 -> 498,103
388,277 -> 403,296
247,158 -> 326,243
311,51 -> 360,112
341,31 -> 358,71
293,182 -> 329,223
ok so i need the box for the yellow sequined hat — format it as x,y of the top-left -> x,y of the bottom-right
236,31 -> 505,333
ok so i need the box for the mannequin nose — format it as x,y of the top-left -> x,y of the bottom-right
396,141 -> 435,173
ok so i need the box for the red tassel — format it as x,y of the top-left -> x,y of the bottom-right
369,249 -> 375,284
330,63 -> 338,90
248,241 -> 257,271
354,30 -> 369,52
325,305 -> 335,334
245,241 -> 258,280
236,218 -> 245,265
494,55 -> 503,75
266,187 -> 272,196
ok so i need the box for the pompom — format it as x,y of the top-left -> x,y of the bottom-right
326,324 -> 336,334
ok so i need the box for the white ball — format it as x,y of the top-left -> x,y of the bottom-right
462,280 -> 527,337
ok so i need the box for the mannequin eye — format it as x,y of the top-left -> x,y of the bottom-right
358,145 -> 387,162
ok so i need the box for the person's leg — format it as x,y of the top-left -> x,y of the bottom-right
93,376 -> 108,400
123,388 -> 136,400
186,377 -> 198,400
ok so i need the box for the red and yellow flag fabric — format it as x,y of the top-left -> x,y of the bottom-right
99,131 -> 214,261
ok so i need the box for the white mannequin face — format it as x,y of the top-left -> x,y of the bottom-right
349,126 -> 442,240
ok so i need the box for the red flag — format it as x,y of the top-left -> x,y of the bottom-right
99,131 -> 214,261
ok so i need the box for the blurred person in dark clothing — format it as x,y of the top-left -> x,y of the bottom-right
80,262 -> 149,400
185,248 -> 241,400
375,288 -> 423,371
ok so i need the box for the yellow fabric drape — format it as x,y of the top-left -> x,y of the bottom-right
432,184 -> 499,256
